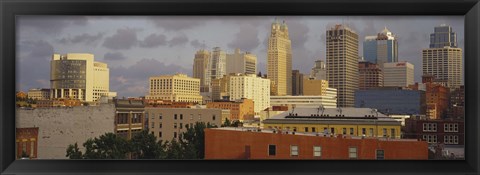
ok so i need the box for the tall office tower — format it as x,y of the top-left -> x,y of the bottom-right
291,70 -> 303,96
429,24 -> 457,48
211,74 -> 231,101
209,47 -> 227,84
267,19 -> 292,96
422,25 -> 462,90
226,48 -> 257,75
383,61 -> 414,87
146,73 -> 202,103
50,53 -> 114,102
358,61 -> 383,90
193,49 -> 211,92
310,60 -> 327,80
229,73 -> 270,114
363,27 -> 398,67
326,24 -> 359,107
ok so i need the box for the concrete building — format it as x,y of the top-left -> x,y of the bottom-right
291,70 -> 303,96
207,98 -> 254,121
229,73 -> 270,114
409,75 -> 450,119
270,94 -> 337,109
383,61 -> 414,87
211,74 -> 231,101
193,49 -> 211,92
422,24 -> 462,90
146,73 -> 202,103
355,87 -> 426,115
404,118 -> 464,146
16,127 -> 39,159
303,79 -> 330,96
326,24 -> 359,107
50,53 -> 114,102
422,47 -> 462,90
145,108 -> 226,141
16,104 -> 115,159
363,27 -> 398,66
205,127 -> 428,160
114,99 -> 145,140
358,61 -> 383,90
27,88 -> 50,100
267,19 -> 292,96
310,60 -> 327,80
226,48 -> 257,75
209,47 -> 227,84
263,107 -> 402,139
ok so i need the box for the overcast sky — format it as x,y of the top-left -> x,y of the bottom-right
16,16 -> 464,97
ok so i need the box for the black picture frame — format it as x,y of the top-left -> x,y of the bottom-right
1,0 -> 479,174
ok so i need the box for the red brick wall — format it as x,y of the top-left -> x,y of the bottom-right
205,129 -> 428,160
16,127 -> 39,159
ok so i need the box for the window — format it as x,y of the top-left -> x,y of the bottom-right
174,132 -> 177,138
151,122 -> 155,128
290,145 -> 298,156
361,128 -> 366,135
312,127 -> 316,132
159,132 -> 162,138
305,127 -> 309,132
268,145 -> 276,156
180,114 -> 183,120
174,114 -> 177,120
349,147 -> 357,159
382,128 -> 387,137
350,128 -> 354,135
342,128 -> 346,135
376,150 -> 384,160
174,123 -> 177,129
369,128 -> 374,137
330,128 -> 335,134
212,115 -> 216,120
159,114 -> 162,120
180,123 -> 183,129
391,129 -> 396,138
313,146 -> 322,157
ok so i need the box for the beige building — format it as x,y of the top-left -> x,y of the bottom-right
50,53 -> 114,102
226,48 -> 257,75
383,61 -> 414,87
27,88 -> 50,100
207,98 -> 255,121
193,49 -> 211,92
209,47 -> 227,85
270,94 -> 337,109
145,108 -> 226,141
146,73 -> 202,103
267,19 -> 292,96
326,24 -> 359,107
229,73 -> 270,114
211,74 -> 231,101
310,60 -> 327,80
303,78 -> 330,96
422,47 -> 462,90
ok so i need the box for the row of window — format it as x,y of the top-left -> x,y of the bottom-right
269,126 -> 396,138
423,123 -> 460,132
267,145 -> 384,159
149,113 -> 216,121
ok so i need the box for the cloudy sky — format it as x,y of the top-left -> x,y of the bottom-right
16,16 -> 464,97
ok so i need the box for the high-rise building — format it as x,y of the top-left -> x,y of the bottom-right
310,60 -> 327,80
383,61 -> 414,87
267,19 -> 292,96
211,74 -> 231,101
145,73 -> 202,103
429,24 -> 458,48
209,47 -> 227,84
229,73 -> 270,114
363,27 -> 398,67
408,75 -> 450,119
50,53 -> 114,102
355,87 -> 426,115
422,24 -> 462,90
226,48 -> 257,75
193,49 -> 211,92
291,70 -> 303,96
358,61 -> 383,90
326,24 -> 359,107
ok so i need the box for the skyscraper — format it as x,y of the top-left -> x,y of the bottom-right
429,24 -> 457,48
326,24 -> 359,107
422,24 -> 462,90
310,60 -> 327,80
363,27 -> 398,67
291,70 -> 303,96
50,53 -> 115,102
226,48 -> 257,75
358,61 -> 383,90
267,19 -> 292,96
193,49 -> 211,92
209,47 -> 227,83
383,61 -> 414,87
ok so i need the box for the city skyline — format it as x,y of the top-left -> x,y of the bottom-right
17,16 -> 464,97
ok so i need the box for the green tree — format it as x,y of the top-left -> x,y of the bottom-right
66,142 -> 83,159
130,130 -> 165,159
165,139 -> 184,159
181,122 -> 217,159
82,133 -> 130,159
222,118 -> 232,127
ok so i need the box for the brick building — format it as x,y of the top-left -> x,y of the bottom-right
16,127 -> 39,159
448,85 -> 464,119
358,61 -> 383,90
114,99 -> 145,140
403,118 -> 464,145
206,98 -> 254,121
409,75 -> 450,119
205,128 -> 428,160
